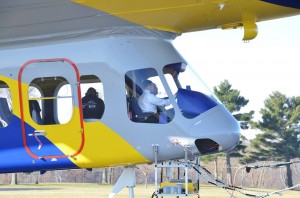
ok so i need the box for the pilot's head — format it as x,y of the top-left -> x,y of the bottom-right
143,80 -> 158,95
86,87 -> 98,97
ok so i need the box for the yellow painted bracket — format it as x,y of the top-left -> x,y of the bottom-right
242,22 -> 258,41
221,21 -> 258,41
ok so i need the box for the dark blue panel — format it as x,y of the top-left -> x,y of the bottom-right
262,0 -> 300,9
177,89 -> 218,119
0,116 -> 78,173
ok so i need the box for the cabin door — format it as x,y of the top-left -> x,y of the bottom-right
18,58 -> 84,159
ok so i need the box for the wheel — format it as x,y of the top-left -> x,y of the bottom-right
151,192 -> 158,198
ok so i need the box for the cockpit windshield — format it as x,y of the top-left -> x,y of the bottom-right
163,63 -> 219,119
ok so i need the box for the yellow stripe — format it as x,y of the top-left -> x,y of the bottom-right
29,96 -> 72,100
74,122 -> 150,168
0,75 -> 149,167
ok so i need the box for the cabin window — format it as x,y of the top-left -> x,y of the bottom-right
0,80 -> 13,127
125,68 -> 174,124
163,63 -> 219,119
28,77 -> 73,125
80,75 -> 105,121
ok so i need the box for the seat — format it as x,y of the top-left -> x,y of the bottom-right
0,97 -> 13,127
29,100 -> 43,124
128,97 -> 153,122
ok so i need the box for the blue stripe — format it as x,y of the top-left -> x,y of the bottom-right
262,0 -> 300,9
0,116 -> 78,173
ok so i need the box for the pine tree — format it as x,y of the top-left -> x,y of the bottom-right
214,80 -> 253,155
201,80 -> 254,184
246,91 -> 300,187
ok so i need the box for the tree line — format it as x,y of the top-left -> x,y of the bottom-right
203,80 -> 300,188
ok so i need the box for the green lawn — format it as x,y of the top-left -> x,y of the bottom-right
0,183 -> 299,198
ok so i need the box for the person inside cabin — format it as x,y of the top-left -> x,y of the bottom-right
138,80 -> 170,123
82,87 -> 105,120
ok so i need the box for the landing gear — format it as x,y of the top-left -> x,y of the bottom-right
109,166 -> 136,198
108,145 -> 200,198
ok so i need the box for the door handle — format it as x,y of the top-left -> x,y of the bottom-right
28,130 -> 46,136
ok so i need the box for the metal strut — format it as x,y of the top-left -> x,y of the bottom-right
153,144 -> 159,196
152,144 -> 200,197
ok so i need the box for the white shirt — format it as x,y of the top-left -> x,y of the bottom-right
138,90 -> 171,113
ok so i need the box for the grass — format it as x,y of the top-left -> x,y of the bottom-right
0,183 -> 299,198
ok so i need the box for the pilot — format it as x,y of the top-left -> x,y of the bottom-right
82,87 -> 105,120
138,80 -> 170,123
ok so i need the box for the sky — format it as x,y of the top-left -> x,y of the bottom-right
173,15 -> 300,139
